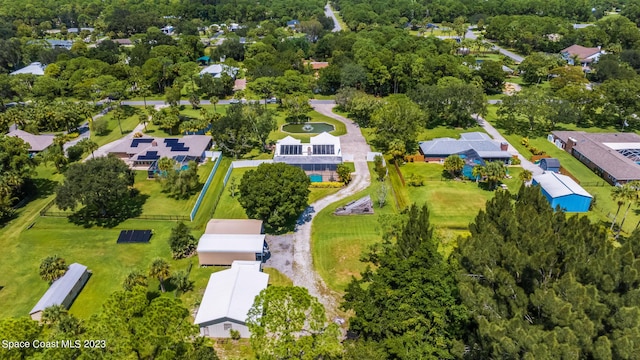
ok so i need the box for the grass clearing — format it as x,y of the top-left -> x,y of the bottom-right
92,112 -> 140,147
263,268 -> 293,286
0,156 -> 230,319
312,164 -> 398,291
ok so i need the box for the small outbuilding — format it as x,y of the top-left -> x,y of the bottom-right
197,234 -> 267,266
532,172 -> 592,212
30,263 -> 90,321
539,158 -> 561,173
195,261 -> 269,338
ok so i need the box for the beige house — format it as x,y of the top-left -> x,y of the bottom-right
205,219 -> 263,235
30,263 -> 90,321
197,234 -> 267,266
195,261 -> 269,338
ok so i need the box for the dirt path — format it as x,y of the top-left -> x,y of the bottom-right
264,103 -> 371,320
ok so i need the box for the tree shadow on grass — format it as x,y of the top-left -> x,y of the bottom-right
68,192 -> 149,228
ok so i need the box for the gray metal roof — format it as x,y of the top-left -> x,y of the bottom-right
419,132 -> 508,158
540,158 -> 560,168
109,135 -> 212,161
533,172 -> 592,198
273,155 -> 343,164
7,129 -> 54,151
10,62 -> 46,76
30,263 -> 88,314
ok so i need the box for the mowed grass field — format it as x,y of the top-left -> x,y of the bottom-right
312,162 -> 527,292
312,164 -> 398,291
0,157 -> 231,319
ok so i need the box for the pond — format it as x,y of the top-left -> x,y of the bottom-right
281,122 -> 335,133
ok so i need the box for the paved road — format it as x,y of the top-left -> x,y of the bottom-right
474,114 -> 542,176
324,3 -> 342,32
264,103 -> 371,320
465,27 -> 524,63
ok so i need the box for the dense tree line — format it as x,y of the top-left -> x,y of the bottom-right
343,185 -> 640,359
0,135 -> 37,221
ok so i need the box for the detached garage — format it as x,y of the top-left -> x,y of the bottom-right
195,261 -> 269,338
197,234 -> 267,266
532,172 -> 592,212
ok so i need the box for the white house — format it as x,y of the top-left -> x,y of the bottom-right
30,263 -> 90,321
561,44 -> 605,70
199,64 -> 239,78
161,25 -> 174,35
197,234 -> 267,266
10,62 -> 46,76
273,132 -> 343,182
194,261 -> 269,338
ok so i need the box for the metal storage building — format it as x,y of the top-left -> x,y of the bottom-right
204,219 -> 264,235
197,234 -> 267,266
194,261 -> 269,338
532,172 -> 593,212
30,263 -> 90,321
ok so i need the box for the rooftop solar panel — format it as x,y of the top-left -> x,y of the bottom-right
131,138 -> 154,147
164,138 -> 179,144
117,230 -> 152,243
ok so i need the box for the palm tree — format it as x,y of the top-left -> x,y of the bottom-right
148,258 -> 171,293
41,304 -> 67,325
123,270 -> 148,291
39,255 -> 68,284
471,165 -> 484,183
157,157 -> 176,177
209,96 -> 219,113
611,185 -> 628,231
617,182 -> 640,236
519,169 -> 533,183
138,112 -> 148,132
78,138 -> 98,159
483,161 -> 507,189
112,106 -> 126,134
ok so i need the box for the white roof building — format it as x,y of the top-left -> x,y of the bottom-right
194,261 -> 269,338
533,172 -> 592,198
30,263 -> 90,321
10,62 -> 46,76
199,64 -> 239,78
274,132 -> 342,157
197,234 -> 266,266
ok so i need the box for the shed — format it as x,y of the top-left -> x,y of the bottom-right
194,261 -> 269,338
197,234 -> 267,266
532,172 -> 592,212
205,219 -> 264,235
30,263 -> 90,321
539,158 -> 560,173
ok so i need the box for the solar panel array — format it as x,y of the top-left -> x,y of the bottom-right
164,138 -> 190,152
138,150 -> 160,160
117,230 -> 152,243
131,138 -> 154,147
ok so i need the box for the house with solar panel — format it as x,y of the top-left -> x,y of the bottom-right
30,263 -> 90,321
108,135 -> 212,177
273,132 -> 343,182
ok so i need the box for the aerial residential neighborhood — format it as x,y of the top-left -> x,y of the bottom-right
3,0 -> 640,358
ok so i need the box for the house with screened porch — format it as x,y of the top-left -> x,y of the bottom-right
273,132 -> 343,182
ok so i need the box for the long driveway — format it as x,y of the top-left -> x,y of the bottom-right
474,114 -> 543,175
464,27 -> 524,63
324,3 -> 342,32
264,103 -> 371,320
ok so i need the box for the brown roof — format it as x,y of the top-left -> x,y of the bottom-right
561,44 -> 601,62
112,39 -> 132,45
551,131 -> 640,181
205,219 -> 263,235
305,61 -> 329,70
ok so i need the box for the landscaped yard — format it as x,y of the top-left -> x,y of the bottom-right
212,167 -> 344,219
92,110 -> 141,147
269,110 -> 347,142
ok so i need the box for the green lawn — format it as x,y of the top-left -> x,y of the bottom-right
0,158 -> 230,319
92,112 -> 141,147
213,167 -> 343,219
269,110 -> 347,142
263,268 -> 293,286
484,105 -> 640,234
312,164 -> 398,291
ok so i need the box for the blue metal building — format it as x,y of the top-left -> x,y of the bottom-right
532,172 -> 592,212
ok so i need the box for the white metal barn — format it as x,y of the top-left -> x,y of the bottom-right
194,261 -> 269,338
